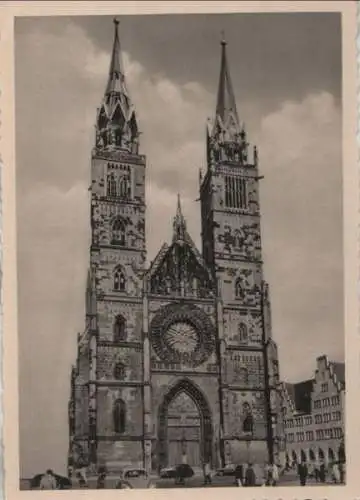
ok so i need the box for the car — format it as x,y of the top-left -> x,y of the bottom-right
30,473 -> 72,490
215,464 -> 237,477
159,466 -> 177,479
119,468 -> 156,489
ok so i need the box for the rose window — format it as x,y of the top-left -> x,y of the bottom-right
164,322 -> 199,353
150,303 -> 215,368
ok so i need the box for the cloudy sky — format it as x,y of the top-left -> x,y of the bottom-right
15,12 -> 343,477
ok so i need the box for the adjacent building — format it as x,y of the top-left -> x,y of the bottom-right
68,19 -> 282,474
280,355 -> 345,466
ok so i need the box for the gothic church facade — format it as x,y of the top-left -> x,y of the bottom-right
68,20 -> 282,473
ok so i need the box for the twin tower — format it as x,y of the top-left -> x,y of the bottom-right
68,19 -> 282,473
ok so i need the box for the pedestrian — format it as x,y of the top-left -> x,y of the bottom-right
271,462 -> 279,486
97,466 -> 107,489
264,462 -> 271,486
39,469 -> 57,490
234,464 -> 243,486
319,462 -> 326,483
297,460 -> 308,486
203,461 -> 212,485
75,455 -> 88,488
339,462 -> 345,483
332,462 -> 340,484
244,462 -> 256,487
314,459 -> 320,483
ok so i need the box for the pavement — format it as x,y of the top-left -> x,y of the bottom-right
21,472 -> 344,490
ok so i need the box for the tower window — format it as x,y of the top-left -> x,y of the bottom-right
114,361 -> 126,379
119,176 -> 131,199
112,218 -> 126,246
113,315 -> 127,341
114,266 -> 126,292
225,176 -> 248,209
113,398 -> 126,433
235,278 -> 244,299
238,322 -> 248,343
107,173 -> 117,197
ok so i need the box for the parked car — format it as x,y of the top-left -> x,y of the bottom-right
120,468 -> 156,489
159,464 -> 194,484
30,473 -> 72,490
215,464 -> 237,477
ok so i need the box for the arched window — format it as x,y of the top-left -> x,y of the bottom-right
242,403 -> 254,434
119,176 -> 130,199
113,399 -> 126,433
114,267 -> 126,292
107,173 -> 117,197
238,322 -> 248,343
112,218 -> 126,246
235,278 -> 243,299
114,361 -> 126,380
113,315 -> 126,342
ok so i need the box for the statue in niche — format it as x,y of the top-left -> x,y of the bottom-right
242,402 -> 254,435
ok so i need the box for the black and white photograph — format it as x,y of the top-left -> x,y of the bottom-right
2,1 -> 357,495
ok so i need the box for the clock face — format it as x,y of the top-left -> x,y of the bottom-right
164,322 -> 199,354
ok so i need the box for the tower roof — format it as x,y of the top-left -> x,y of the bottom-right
215,34 -> 240,131
105,18 -> 129,100
95,18 -> 139,152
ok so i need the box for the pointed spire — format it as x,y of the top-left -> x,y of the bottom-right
173,194 -> 187,242
105,18 -> 128,98
215,33 -> 240,127
95,18 -> 139,153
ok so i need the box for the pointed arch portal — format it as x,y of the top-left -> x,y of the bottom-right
157,379 -> 212,469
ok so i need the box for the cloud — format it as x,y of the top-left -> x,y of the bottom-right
16,19 -> 342,477
256,91 -> 343,381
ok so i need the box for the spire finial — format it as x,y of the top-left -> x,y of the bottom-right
173,193 -> 187,242
221,30 -> 227,46
177,193 -> 181,215
113,17 -> 119,26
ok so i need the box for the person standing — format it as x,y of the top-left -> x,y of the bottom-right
271,462 -> 279,486
332,462 -> 340,484
203,461 -> 212,486
39,470 -> 57,490
244,463 -> 256,487
234,464 -> 244,486
297,460 -> 308,486
96,466 -> 107,489
319,462 -> 326,483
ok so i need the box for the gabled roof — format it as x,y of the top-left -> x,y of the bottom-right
146,196 -> 214,297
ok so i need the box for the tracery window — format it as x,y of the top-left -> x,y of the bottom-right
225,176 -> 248,209
114,361 -> 126,380
113,315 -> 127,342
112,218 -> 126,246
238,322 -> 248,343
107,173 -> 117,197
114,266 -> 126,292
113,399 -> 126,433
119,176 -> 130,199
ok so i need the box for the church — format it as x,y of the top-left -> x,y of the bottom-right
68,19 -> 282,474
